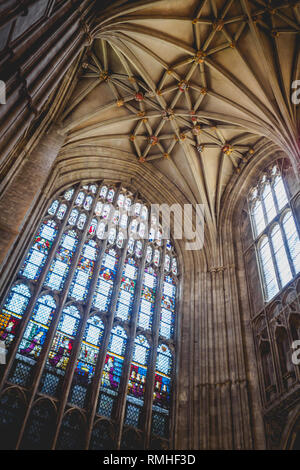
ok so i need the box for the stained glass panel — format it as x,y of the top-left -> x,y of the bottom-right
9,295 -> 56,386
69,316 -> 104,407
44,230 -> 78,291
127,336 -> 149,401
138,267 -> 157,330
20,220 -> 58,280
97,326 -> 127,418
69,240 -> 98,301
0,284 -> 31,348
115,259 -> 138,321
93,249 -> 118,311
153,345 -> 172,410
39,305 -> 81,397
0,181 -> 178,446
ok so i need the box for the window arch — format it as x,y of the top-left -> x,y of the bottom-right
249,163 -> 300,302
0,181 -> 178,449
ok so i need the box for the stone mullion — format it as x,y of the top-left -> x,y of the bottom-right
270,180 -> 296,279
267,225 -> 283,291
0,183 -> 81,391
114,236 -> 151,450
84,192 -> 139,449
50,183 -> 108,448
259,183 -> 282,291
51,183 -> 123,448
15,185 -> 100,449
143,241 -> 167,449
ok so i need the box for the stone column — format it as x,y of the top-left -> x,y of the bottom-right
0,125 -> 65,268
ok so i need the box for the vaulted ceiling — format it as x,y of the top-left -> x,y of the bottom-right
60,0 -> 300,237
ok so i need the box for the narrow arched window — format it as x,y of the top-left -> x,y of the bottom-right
0,181 -> 178,449
249,163 -> 300,302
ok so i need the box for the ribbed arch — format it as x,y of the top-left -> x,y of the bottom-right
0,180 -> 179,449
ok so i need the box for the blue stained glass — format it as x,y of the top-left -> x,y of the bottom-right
107,189 -> 115,203
9,295 -> 56,386
68,209 -> 78,225
97,325 -> 127,416
20,220 -> 58,281
69,240 -> 98,301
63,188 -> 74,201
0,284 -> 31,348
75,192 -> 85,206
89,184 -> 97,194
69,316 -> 104,407
44,230 -> 78,291
57,204 -> 67,220
101,326 -> 127,392
160,276 -> 176,339
153,345 -> 172,409
163,279 -> 176,297
48,200 -> 59,215
128,237 -> 135,254
93,250 -> 118,311
84,196 -> 93,211
77,213 -> 87,230
1,183 -> 178,440
116,259 -> 137,320
100,186 -> 108,199
138,268 -> 157,330
15,295 -> 55,361
39,306 -> 81,396
127,336 -> 150,401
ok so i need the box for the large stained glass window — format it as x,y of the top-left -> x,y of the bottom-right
249,162 -> 300,301
0,181 -> 178,449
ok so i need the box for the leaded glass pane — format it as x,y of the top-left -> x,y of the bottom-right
259,237 -> 279,300
283,211 -> 300,274
262,183 -> 277,224
0,181 -> 178,447
44,230 -> 78,291
20,220 -> 58,281
0,284 -> 31,348
270,225 -> 292,286
273,175 -> 288,210
39,306 -> 81,397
